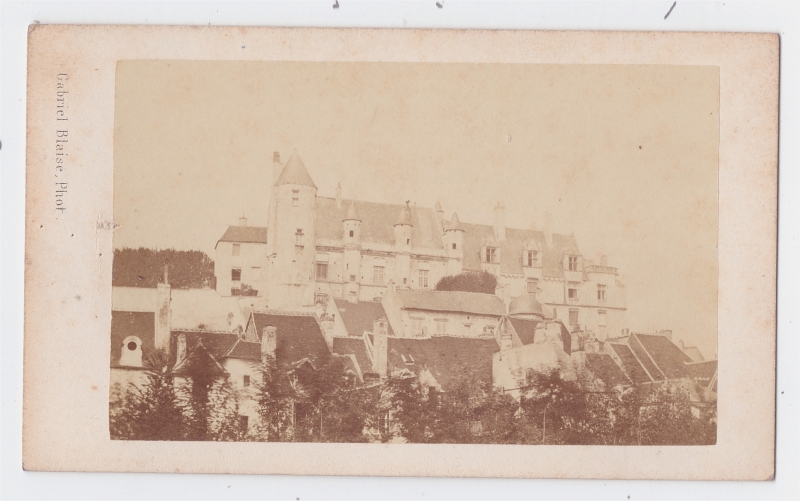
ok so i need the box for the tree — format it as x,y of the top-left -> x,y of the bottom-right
434,271 -> 498,295
253,355 -> 294,442
109,350 -> 185,441
112,247 -> 215,289
380,374 -> 433,443
177,348 -> 237,441
638,382 -> 698,445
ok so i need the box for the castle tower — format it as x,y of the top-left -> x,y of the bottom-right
394,203 -> 414,289
266,150 -> 317,309
443,212 -> 465,276
342,201 -> 362,301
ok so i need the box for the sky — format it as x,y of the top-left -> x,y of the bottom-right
114,61 -> 719,358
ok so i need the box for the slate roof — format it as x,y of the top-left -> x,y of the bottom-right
250,311 -> 332,373
110,311 -> 155,367
332,298 -> 395,337
315,197 -> 444,249
444,212 -> 464,232
394,289 -> 506,316
508,317 -> 540,345
682,346 -> 706,363
609,343 -> 653,385
217,225 -> 268,245
275,150 -> 317,189
627,335 -> 666,381
684,360 -> 718,390
386,336 -> 500,392
168,330 -> 239,365
632,334 -> 694,380
584,353 -> 631,388
460,223 -> 580,278
223,339 -> 263,361
332,337 -> 373,376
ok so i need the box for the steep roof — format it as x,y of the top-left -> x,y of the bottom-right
250,311 -> 331,372
584,353 -> 631,388
216,225 -> 268,245
684,360 -> 718,390
460,223 -> 580,278
394,289 -> 506,316
507,317 -> 540,345
223,339 -> 262,361
274,150 -> 317,189
387,336 -> 500,392
395,206 -> 413,226
315,197 -> 444,249
344,201 -> 361,221
682,345 -> 706,363
169,330 -> 239,365
332,336 -> 373,377
332,299 -> 394,337
609,343 -> 653,385
110,311 -> 155,367
632,334 -> 694,380
444,212 -> 464,232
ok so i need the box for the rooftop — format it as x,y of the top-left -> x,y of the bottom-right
394,289 -> 507,317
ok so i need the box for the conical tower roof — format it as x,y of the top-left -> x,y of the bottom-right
394,205 -> 414,226
274,150 -> 317,189
343,201 -> 361,221
444,212 -> 464,232
434,201 -> 443,213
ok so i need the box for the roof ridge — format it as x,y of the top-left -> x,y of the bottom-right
396,289 -> 503,298
172,328 -> 235,334
252,309 -> 316,317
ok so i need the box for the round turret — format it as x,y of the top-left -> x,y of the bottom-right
508,294 -> 546,319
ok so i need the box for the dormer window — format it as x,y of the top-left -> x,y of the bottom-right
526,250 -> 538,267
568,255 -> 579,271
484,247 -> 497,264
292,190 -> 300,207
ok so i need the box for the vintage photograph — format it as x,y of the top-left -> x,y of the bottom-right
108,60 -> 719,445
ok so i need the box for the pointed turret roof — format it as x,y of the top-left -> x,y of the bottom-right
343,201 -> 361,222
434,201 -> 443,213
444,212 -> 464,232
394,205 -> 414,226
274,150 -> 317,189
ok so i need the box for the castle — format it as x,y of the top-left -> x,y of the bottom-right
214,150 -> 628,341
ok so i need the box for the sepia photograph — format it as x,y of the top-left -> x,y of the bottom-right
109,60 -> 719,446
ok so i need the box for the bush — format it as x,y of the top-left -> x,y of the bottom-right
434,271 -> 498,294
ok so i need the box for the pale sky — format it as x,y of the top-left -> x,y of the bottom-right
114,61 -> 719,358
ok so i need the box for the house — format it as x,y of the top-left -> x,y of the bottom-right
212,150 -> 628,340
381,287 -> 506,338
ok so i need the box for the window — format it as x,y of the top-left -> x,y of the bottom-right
598,309 -> 607,327
452,243 -> 457,250
127,341 -> 137,351
411,318 -> 424,337
231,268 -> 242,281
403,278 -> 407,285
569,308 -> 579,325
315,293 -> 328,305
373,296 -> 382,303
597,284 -> 607,302
485,247 -> 496,263
526,251 -> 538,267
419,269 -> 429,288
568,285 -> 579,302
292,190 -> 299,207
295,229 -> 304,246
568,256 -> 578,271
406,238 -> 410,245
316,262 -> 328,280
373,266 -> 385,284
435,319 -> 448,335
238,415 -> 249,433
232,243 -> 241,256
463,323 -> 472,335
243,375 -> 250,387
527,278 -> 539,294
350,274 -> 356,282
349,230 -> 354,238
483,325 -> 496,337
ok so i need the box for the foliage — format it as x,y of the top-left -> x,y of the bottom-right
112,247 -> 215,289
231,283 -> 258,297
434,271 -> 498,295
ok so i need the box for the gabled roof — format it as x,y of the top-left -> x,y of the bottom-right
609,343 -> 653,385
110,311 -> 155,367
223,339 -> 263,361
584,353 -> 631,388
627,335 -> 667,381
631,334 -> 693,380
169,330 -> 239,365
274,150 -> 317,189
394,289 -> 506,317
460,223 -> 580,278
682,345 -> 706,363
332,299 -> 394,337
216,225 -> 268,246
386,336 -> 500,392
684,359 -> 718,390
507,317 -> 540,345
332,337 -> 373,377
250,311 -> 331,373
171,340 -> 230,377
315,197 -> 444,249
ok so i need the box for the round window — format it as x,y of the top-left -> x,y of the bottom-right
127,341 -> 137,351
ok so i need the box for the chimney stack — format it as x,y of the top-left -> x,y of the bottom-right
372,321 -> 388,377
261,326 -> 277,362
239,215 -> 247,227
155,264 -> 172,353
335,183 -> 342,209
493,202 -> 506,242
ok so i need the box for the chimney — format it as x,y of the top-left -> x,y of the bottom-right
261,326 -> 277,361
493,202 -> 506,242
335,183 -> 342,209
543,212 -> 553,246
239,215 -> 247,226
155,265 -> 172,354
176,333 -> 187,364
272,151 -> 283,187
372,322 -> 388,377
